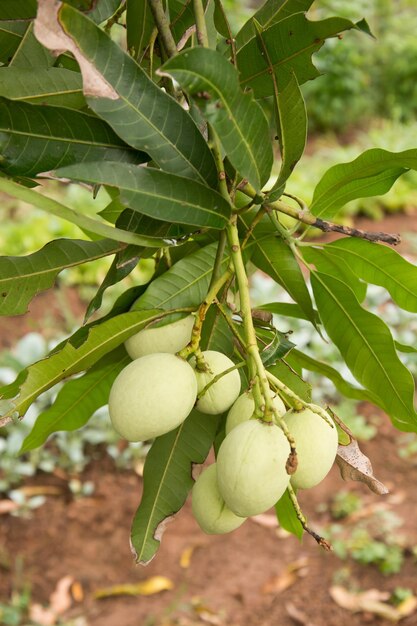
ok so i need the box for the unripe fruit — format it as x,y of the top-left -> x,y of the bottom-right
284,406 -> 338,490
194,350 -> 241,415
225,391 -> 286,435
217,420 -> 291,517
108,353 -> 197,441
192,464 -> 246,534
124,315 -> 194,360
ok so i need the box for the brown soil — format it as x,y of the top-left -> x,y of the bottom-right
1,214 -> 417,626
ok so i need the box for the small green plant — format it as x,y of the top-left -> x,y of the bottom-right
330,490 -> 363,520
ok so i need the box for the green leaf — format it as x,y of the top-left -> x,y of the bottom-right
0,21 -> 28,63
311,271 -> 417,432
84,249 -> 140,322
161,47 -> 273,191
40,2 -> 218,187
0,178 -> 178,248
302,246 -> 367,303
0,98 -> 145,177
275,489 -> 303,540
266,72 -> 307,199
0,67 -> 84,108
169,0 -> 209,42
0,1 -> 37,19
326,238 -> 417,313
55,162 -> 231,230
0,238 -> 122,316
88,0 -> 123,23
286,350 -> 378,404
235,0 -> 313,50
241,215 -> 316,326
201,306 -> 235,358
268,360 -> 311,403
133,242 -> 226,312
258,302 -> 319,323
9,22 -> 54,68
131,410 -> 219,564
19,347 -> 129,453
126,0 -> 155,60
259,329 -> 295,367
310,149 -> 417,220
395,342 -> 417,354
237,13 -> 362,98
0,309 -> 165,423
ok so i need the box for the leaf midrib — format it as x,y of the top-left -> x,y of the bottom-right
0,242 -> 121,287
324,246 -> 417,302
0,127 -> 133,150
313,272 -> 412,419
135,424 -> 185,563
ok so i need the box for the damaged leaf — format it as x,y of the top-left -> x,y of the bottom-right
330,586 -> 417,622
336,438 -> 389,495
131,410 -> 219,564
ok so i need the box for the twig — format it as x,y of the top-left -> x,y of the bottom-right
287,485 -> 332,550
240,183 -> 401,246
147,0 -> 177,58
193,0 -> 209,47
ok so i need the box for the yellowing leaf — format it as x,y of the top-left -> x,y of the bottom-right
94,576 -> 174,599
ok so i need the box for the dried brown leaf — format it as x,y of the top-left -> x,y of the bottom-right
336,440 -> 389,495
329,586 -> 416,622
262,558 -> 309,595
34,1 -> 118,99
49,575 -> 74,615
285,602 -> 317,626
29,604 -> 57,626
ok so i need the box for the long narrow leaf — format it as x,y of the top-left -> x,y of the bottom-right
0,238 -> 122,316
0,67 -> 84,109
325,237 -> 417,313
0,309 -> 163,425
237,13 -> 365,98
0,179 -> 180,248
161,47 -> 273,191
35,1 -> 218,187
20,347 -> 129,453
311,271 -> 417,432
131,410 -> 219,564
310,148 -> 417,220
0,98 -> 144,177
55,162 -> 231,229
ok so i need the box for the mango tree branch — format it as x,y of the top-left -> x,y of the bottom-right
193,0 -> 209,47
147,0 -> 178,58
240,183 -> 401,246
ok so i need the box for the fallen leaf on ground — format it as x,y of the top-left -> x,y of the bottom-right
329,586 -> 417,622
262,558 -> 309,595
286,602 -> 318,626
18,485 -> 65,497
336,439 -> 389,495
29,604 -> 56,626
94,576 -> 174,598
71,580 -> 84,603
191,597 -> 225,625
50,575 -> 74,615
0,500 -> 19,515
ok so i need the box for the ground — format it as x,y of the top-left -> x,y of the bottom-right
1,213 -> 417,626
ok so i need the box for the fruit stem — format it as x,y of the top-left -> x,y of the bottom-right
197,360 -> 246,400
287,485 -> 332,551
226,217 -> 275,421
178,265 -> 234,360
266,371 -> 335,428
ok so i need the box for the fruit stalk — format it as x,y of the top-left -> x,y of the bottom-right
287,485 -> 332,550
